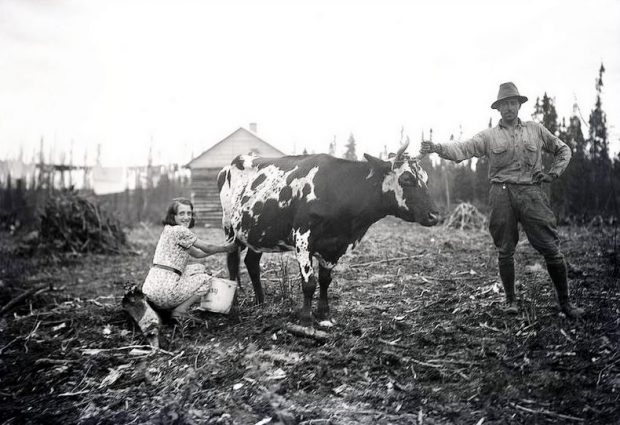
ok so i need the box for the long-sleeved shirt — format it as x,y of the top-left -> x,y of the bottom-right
436,119 -> 572,185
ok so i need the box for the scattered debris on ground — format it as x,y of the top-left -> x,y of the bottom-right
0,218 -> 618,424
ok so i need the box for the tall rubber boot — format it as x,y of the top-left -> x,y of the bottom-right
499,259 -> 518,314
546,261 -> 585,319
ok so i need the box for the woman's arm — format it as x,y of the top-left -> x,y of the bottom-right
189,239 -> 236,258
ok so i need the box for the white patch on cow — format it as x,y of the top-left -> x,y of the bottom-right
241,154 -> 257,169
413,162 -> 429,185
218,166 -> 234,233
381,159 -> 429,210
294,229 -> 314,282
220,160 -> 320,247
382,170 -> 407,209
286,166 -> 319,205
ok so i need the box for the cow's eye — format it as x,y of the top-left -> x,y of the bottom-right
398,173 -> 417,186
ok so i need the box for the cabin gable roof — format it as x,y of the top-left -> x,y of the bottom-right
186,127 -> 285,169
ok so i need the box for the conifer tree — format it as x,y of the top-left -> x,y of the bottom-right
343,133 -> 357,160
531,96 -> 543,123
532,93 -> 558,171
563,104 -> 589,219
587,63 -> 612,213
328,136 -> 336,156
541,93 -> 558,135
588,63 -> 609,159
536,93 -> 564,216
379,145 -> 389,160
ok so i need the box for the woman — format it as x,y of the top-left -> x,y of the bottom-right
142,197 -> 235,321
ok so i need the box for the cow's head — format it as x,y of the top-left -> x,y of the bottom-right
364,140 -> 439,226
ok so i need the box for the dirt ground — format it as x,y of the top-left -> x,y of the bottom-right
0,218 -> 618,424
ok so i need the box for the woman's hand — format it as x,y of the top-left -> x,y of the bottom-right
191,239 -> 238,257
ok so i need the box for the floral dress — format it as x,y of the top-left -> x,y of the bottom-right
142,225 -> 213,310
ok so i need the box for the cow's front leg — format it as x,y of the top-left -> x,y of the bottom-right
316,263 -> 333,320
295,229 -> 315,326
244,249 -> 264,305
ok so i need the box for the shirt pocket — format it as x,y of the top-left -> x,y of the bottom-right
523,140 -> 539,167
489,139 -> 511,170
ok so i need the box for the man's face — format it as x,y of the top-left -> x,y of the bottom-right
497,97 -> 521,122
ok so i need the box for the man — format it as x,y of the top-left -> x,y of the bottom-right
421,82 -> 584,318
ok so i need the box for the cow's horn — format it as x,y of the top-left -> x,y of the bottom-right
395,137 -> 410,159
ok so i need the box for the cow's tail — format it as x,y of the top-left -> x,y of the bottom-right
217,165 -> 240,282
217,166 -> 233,237
216,166 -> 229,193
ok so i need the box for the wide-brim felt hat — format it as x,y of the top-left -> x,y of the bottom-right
491,82 -> 528,109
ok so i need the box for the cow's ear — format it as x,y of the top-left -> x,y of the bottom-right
364,154 -> 390,171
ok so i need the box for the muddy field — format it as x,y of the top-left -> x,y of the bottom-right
0,218 -> 618,424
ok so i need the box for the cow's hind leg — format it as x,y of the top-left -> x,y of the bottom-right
316,264 -> 333,321
225,245 -> 243,321
227,249 -> 241,283
225,226 -> 241,284
244,249 -> 265,305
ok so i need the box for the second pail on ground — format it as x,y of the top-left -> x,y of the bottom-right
200,277 -> 237,314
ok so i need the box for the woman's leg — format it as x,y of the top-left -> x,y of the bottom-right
171,294 -> 202,318
170,273 -> 213,320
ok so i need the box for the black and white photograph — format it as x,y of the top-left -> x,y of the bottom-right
0,0 -> 618,423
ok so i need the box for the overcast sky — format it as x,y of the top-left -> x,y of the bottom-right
1,0 -> 619,166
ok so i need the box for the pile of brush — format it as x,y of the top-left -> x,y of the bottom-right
37,189 -> 127,254
444,202 -> 487,230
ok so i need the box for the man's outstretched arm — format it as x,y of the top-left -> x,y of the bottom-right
420,131 -> 488,163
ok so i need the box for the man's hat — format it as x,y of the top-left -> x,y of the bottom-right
491,82 -> 528,109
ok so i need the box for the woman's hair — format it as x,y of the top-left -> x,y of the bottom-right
162,198 -> 195,228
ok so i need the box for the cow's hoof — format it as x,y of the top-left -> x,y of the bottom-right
315,309 -> 331,321
297,312 -> 314,328
503,302 -> 519,315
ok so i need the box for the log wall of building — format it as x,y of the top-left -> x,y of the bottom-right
190,168 -> 223,227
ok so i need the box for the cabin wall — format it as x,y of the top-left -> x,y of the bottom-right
190,168 -> 222,226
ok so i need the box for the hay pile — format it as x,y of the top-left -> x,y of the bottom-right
38,190 -> 127,254
444,202 -> 487,230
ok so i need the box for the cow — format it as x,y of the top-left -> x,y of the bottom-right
217,140 -> 439,326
